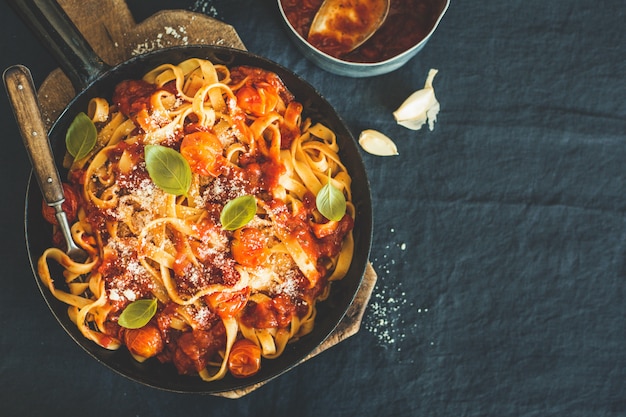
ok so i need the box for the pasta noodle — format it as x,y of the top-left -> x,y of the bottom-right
38,58 -> 355,381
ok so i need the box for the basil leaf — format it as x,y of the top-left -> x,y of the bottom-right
118,298 -> 158,329
66,112 -> 97,161
316,181 -> 347,221
144,144 -> 192,196
220,195 -> 257,230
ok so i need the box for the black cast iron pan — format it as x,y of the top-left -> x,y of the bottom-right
5,0 -> 372,394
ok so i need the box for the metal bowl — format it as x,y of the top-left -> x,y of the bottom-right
277,0 -> 450,78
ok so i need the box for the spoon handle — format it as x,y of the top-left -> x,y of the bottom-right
3,64 -> 65,206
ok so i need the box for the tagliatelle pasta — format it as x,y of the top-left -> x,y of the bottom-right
38,58 -> 355,381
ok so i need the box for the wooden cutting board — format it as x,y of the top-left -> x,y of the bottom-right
35,0 -> 377,398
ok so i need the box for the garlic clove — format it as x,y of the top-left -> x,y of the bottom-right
393,68 -> 439,131
393,89 -> 435,124
358,129 -> 399,156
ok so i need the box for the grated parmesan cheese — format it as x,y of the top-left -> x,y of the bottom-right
364,228 -> 422,352
104,238 -> 154,304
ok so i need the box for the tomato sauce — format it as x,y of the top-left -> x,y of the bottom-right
281,0 -> 444,62
113,79 -> 156,117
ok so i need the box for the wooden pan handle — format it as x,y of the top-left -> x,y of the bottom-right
3,64 -> 65,206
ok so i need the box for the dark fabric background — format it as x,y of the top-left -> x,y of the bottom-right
1,0 -> 625,416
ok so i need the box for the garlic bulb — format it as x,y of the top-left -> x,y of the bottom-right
358,129 -> 399,156
393,68 -> 440,131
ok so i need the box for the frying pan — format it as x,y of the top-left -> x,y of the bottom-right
6,0 -> 372,394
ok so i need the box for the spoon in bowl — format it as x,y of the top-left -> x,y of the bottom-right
4,65 -> 89,263
308,0 -> 390,57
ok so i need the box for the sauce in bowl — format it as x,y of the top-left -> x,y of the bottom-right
280,0 -> 445,63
